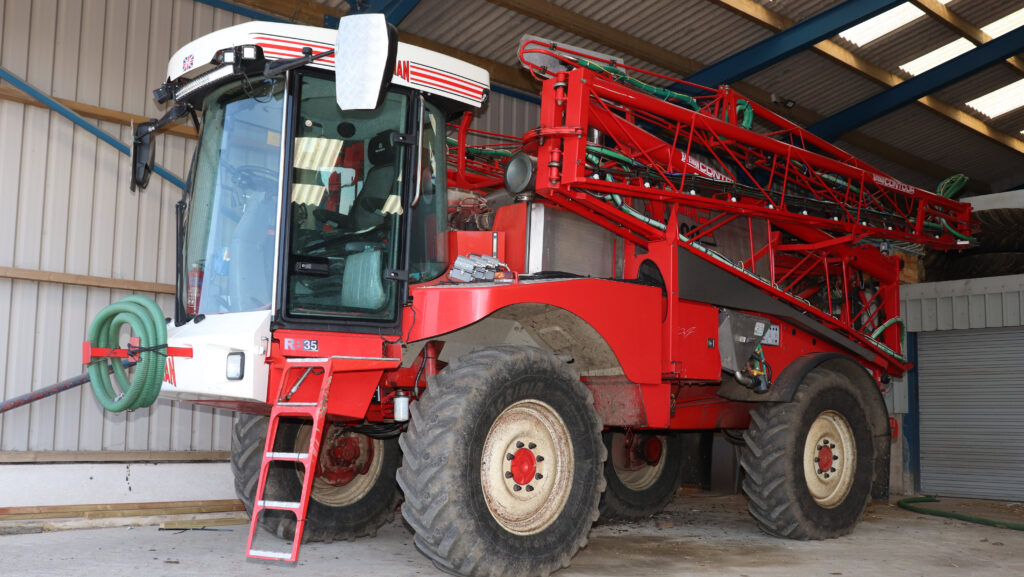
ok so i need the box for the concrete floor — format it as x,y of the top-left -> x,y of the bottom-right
3,493 -> 1023,577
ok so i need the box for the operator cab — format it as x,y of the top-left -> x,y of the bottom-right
138,18 -> 488,333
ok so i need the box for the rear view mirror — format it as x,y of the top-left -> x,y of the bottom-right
130,122 -> 157,191
335,14 -> 398,111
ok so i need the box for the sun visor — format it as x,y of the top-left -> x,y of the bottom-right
335,14 -> 398,110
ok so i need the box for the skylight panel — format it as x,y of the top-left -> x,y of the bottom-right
966,78 -> 1024,118
900,39 -> 972,76
839,0 -> 954,47
899,8 -> 1024,76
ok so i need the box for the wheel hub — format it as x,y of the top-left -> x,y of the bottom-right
509,446 -> 539,487
641,436 -> 662,466
319,434 -> 373,486
816,440 -> 836,477
611,433 -> 667,492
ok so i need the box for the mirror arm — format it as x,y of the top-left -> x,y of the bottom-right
263,47 -> 336,78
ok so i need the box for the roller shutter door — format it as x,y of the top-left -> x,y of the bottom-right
917,327 -> 1024,500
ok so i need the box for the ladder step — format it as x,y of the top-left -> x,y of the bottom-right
257,500 -> 302,510
277,402 -> 317,406
265,451 -> 309,460
248,549 -> 294,560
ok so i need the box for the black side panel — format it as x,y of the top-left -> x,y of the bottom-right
676,246 -> 873,362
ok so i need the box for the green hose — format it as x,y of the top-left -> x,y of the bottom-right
940,217 -> 974,242
898,496 -> 1024,531
86,295 -> 167,412
444,137 -> 514,158
575,58 -> 701,111
937,174 -> 968,199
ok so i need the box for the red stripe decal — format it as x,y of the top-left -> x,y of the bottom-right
410,70 -> 483,100
410,65 -> 484,95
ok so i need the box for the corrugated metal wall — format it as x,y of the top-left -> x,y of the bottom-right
917,327 -> 1024,500
901,274 -> 1024,332
0,0 -> 540,455
466,89 -> 540,145
0,0 -> 254,453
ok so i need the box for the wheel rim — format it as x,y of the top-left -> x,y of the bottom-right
295,425 -> 384,507
480,399 -> 574,536
610,433 -> 667,491
802,410 -> 857,508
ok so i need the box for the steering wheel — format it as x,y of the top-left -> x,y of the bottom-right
222,164 -> 279,212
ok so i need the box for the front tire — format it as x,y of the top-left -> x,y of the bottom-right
740,368 -> 874,540
600,431 -> 685,520
397,346 -> 606,577
231,412 -> 402,542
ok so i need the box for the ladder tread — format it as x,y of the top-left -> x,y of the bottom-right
257,500 -> 302,510
248,550 -> 295,560
265,451 -> 309,460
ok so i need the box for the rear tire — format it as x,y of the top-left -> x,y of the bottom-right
397,346 -> 605,577
231,412 -> 402,542
600,431 -> 685,520
740,368 -> 874,540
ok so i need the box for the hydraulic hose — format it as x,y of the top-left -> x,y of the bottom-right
86,295 -> 167,412
898,496 -> 1024,531
937,173 -> 968,199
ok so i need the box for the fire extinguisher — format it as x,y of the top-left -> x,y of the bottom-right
186,263 -> 203,316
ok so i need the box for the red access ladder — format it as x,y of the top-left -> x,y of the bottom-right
246,360 -> 334,562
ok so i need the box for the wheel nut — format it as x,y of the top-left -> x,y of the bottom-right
506,453 -> 514,461
516,441 -> 525,449
536,455 -> 545,462
814,457 -> 819,463
830,467 -> 836,473
834,455 -> 840,461
824,473 -> 830,479
525,485 -> 534,492
513,484 -> 522,492
535,473 -> 543,480
830,443 -> 836,449
817,468 -> 823,474
505,471 -> 513,479
528,442 -> 536,449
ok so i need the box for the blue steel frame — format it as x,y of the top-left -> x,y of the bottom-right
346,0 -> 423,26
0,66 -> 186,190
685,0 -> 904,87
811,23 -> 1024,141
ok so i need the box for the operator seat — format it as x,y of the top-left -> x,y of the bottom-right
350,129 -> 398,232
339,130 -> 398,311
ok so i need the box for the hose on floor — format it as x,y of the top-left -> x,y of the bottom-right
86,295 -> 167,412
897,496 -> 1024,531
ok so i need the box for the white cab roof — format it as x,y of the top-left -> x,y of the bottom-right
167,22 -> 489,107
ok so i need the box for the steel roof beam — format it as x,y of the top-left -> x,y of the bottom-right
713,0 -> 1024,162
910,0 -> 1024,76
810,24 -> 1024,141
349,0 -> 423,26
685,0 -> 904,87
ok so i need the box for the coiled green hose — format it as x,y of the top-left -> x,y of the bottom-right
86,295 -> 167,412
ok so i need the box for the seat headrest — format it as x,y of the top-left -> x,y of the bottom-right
368,130 -> 396,165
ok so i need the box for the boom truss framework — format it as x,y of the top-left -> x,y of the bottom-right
448,41 -> 973,376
